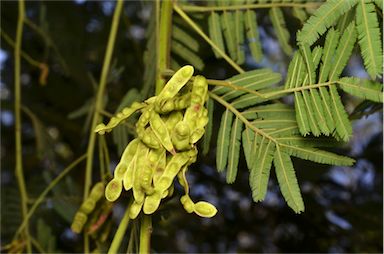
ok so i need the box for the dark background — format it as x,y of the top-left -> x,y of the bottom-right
1,1 -> 382,253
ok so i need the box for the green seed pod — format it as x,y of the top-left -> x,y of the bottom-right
105,178 -> 123,202
121,138 -> 140,162
177,165 -> 189,195
89,182 -> 105,201
95,102 -> 145,134
155,65 -> 194,106
155,152 -> 189,192
113,162 -> 128,180
129,201 -> 144,219
152,149 -> 166,185
190,128 -> 206,144
79,198 -> 96,214
180,195 -> 194,213
165,111 -> 183,133
133,143 -> 149,203
71,212 -> 88,234
149,113 -> 175,154
141,163 -> 154,195
143,191 -> 162,214
193,201 -> 218,218
123,154 -> 136,191
172,122 -> 191,151
155,93 -> 191,113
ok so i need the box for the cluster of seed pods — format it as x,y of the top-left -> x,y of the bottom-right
95,66 -> 217,219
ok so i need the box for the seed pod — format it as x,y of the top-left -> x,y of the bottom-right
141,163 -> 154,195
114,162 -> 128,180
129,201 -> 143,219
121,138 -> 140,162
165,111 -> 183,133
155,65 -> 194,107
193,201 -> 218,218
133,143 -> 149,203
180,195 -> 194,213
123,154 -> 136,191
149,113 -> 175,154
171,122 -> 191,151
80,198 -> 96,214
155,152 -> 189,192
143,191 -> 162,214
89,182 -> 105,201
71,212 -> 88,234
95,102 -> 145,134
177,165 -> 189,195
155,93 -> 191,113
105,178 -> 123,202
152,149 -> 166,185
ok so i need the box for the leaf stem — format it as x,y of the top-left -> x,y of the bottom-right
107,204 -> 131,254
180,2 -> 323,12
139,215 -> 152,254
173,4 -> 245,74
13,154 -> 87,240
14,0 -> 31,252
209,92 -> 276,143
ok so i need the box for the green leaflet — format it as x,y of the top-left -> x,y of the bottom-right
355,1 -> 383,79
202,97 -> 214,155
226,117 -> 243,183
328,22 -> 357,81
250,139 -> 275,202
301,46 -> 330,135
242,103 -> 294,120
171,40 -> 204,71
329,85 -> 352,141
269,7 -> 292,55
216,109 -> 233,172
242,127 -> 255,169
297,0 -> 358,45
235,6 -> 245,64
214,68 -> 280,96
336,8 -> 355,32
294,92 -> 311,136
221,10 -> 237,61
232,86 -> 285,109
221,71 -> 282,101
337,77 -> 383,102
172,25 -> 200,52
373,0 -> 382,9
208,11 -> 225,58
274,146 -> 304,214
252,119 -> 297,129
244,9 -> 263,62
276,136 -> 342,148
280,143 -> 355,166
319,30 -> 340,69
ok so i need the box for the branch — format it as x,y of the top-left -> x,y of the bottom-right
14,0 -> 31,252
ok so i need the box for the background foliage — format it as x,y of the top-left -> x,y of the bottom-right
1,0 -> 382,253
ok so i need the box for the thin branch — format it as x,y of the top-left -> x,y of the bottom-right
180,2 -> 323,12
173,4 -> 245,74
139,215 -> 152,254
14,0 -> 31,252
13,154 -> 87,239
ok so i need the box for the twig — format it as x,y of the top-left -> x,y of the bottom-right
14,0 -> 31,252
107,203 -> 131,254
139,215 -> 152,254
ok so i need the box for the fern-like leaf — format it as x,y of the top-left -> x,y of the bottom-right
244,9 -> 263,62
226,117 -> 243,183
216,109 -> 234,171
208,11 -> 225,58
235,5 -> 245,64
297,0 -> 358,45
171,40 -> 204,70
269,7 -> 293,55
355,0 -> 383,79
274,146 -> 304,213
337,77 -> 383,102
221,10 -> 237,61
329,85 -> 352,141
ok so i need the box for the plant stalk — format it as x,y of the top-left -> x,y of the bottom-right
139,215 -> 152,254
14,0 -> 31,252
107,204 -> 131,254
